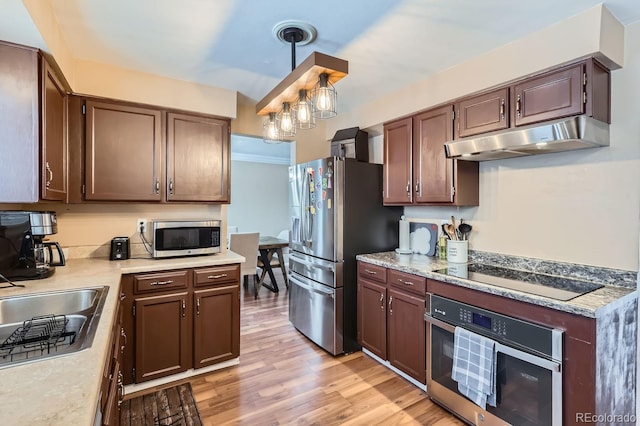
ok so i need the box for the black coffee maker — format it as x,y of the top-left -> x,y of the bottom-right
0,211 -> 66,281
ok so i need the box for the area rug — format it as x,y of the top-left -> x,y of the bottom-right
120,383 -> 203,426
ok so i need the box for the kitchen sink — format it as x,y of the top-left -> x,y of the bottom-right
0,286 -> 109,368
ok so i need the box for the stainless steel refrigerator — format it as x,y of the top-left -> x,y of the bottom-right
288,157 -> 402,355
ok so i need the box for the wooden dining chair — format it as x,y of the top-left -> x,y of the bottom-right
229,232 -> 260,298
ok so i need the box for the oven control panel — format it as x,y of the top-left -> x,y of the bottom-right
428,294 -> 563,360
459,308 -> 508,336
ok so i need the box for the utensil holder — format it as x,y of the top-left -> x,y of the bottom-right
447,240 -> 468,263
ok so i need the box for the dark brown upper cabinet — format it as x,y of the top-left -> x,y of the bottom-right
383,117 -> 413,204
455,87 -> 509,139
167,112 -> 230,203
0,41 -> 68,203
70,98 -> 231,203
41,60 -> 68,201
383,107 -> 479,206
513,59 -> 610,127
84,100 -> 163,201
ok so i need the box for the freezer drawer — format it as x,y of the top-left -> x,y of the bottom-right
288,272 -> 343,355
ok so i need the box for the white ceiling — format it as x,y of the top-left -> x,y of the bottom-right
18,1 -> 640,113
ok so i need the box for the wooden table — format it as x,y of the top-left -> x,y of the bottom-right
258,236 -> 289,293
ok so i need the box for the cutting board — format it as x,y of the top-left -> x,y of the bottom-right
409,222 -> 438,256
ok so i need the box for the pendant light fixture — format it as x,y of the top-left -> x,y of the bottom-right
263,112 -> 282,144
278,101 -> 296,139
293,89 -> 315,129
312,72 -> 337,118
257,20 -> 348,142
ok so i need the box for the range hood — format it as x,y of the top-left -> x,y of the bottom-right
444,116 -> 610,161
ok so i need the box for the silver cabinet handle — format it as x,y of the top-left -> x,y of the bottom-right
500,98 -> 505,120
45,162 -> 53,188
398,278 -> 414,286
117,371 -> 124,407
150,280 -> 174,286
389,296 -> 393,315
379,293 -> 384,310
207,274 -> 228,279
196,298 -> 200,316
364,269 -> 377,275
406,181 -> 411,197
120,328 -> 127,352
516,94 -> 521,117
415,181 -> 420,194
181,299 -> 186,318
169,178 -> 174,194
155,178 -> 160,194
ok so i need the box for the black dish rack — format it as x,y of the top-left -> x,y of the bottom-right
0,315 -> 77,362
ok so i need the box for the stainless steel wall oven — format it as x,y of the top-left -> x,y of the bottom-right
425,294 -> 563,425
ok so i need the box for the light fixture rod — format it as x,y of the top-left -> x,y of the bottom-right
282,27 -> 304,71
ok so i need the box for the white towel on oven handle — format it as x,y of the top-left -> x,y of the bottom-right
451,326 -> 497,409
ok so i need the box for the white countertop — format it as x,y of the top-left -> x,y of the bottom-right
0,252 -> 244,426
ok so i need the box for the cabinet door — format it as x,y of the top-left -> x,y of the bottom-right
41,60 -> 68,201
455,88 -> 508,138
0,42 -> 39,202
513,63 -> 584,126
387,288 -> 426,384
193,285 -> 240,368
357,279 -> 387,360
383,117 -> 413,205
167,112 -> 230,202
134,292 -> 191,382
85,101 -> 162,201
413,106 -> 454,203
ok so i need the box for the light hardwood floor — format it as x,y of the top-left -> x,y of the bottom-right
190,272 -> 464,425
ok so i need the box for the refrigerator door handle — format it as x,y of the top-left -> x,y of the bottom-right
289,273 -> 334,296
289,253 -> 335,272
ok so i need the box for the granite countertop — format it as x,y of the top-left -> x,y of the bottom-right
357,251 -> 637,318
0,251 -> 244,426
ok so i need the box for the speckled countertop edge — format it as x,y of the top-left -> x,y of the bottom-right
0,251 -> 244,426
356,251 -> 637,319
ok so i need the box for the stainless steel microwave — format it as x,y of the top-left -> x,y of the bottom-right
152,220 -> 221,258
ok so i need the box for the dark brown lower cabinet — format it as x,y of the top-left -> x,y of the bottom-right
193,285 -> 239,368
357,261 -> 426,384
387,287 -> 426,382
121,264 -> 240,385
357,279 -> 387,360
101,289 -> 124,426
134,292 -> 191,383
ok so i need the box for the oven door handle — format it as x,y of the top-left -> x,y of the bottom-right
425,314 -> 562,372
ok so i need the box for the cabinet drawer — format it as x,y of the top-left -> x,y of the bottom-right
194,264 -> 239,287
358,262 -> 387,284
388,269 -> 426,297
133,270 -> 189,294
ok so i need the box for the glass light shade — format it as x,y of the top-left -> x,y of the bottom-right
278,102 -> 296,139
293,89 -> 316,129
263,112 -> 282,144
311,73 -> 337,119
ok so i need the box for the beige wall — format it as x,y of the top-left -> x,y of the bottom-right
8,203 -> 224,259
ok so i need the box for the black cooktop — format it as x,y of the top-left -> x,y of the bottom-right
433,263 -> 604,301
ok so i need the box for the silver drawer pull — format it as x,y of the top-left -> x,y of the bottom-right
364,269 -> 377,275
398,279 -> 414,286
150,280 -> 174,286
208,274 -> 228,279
